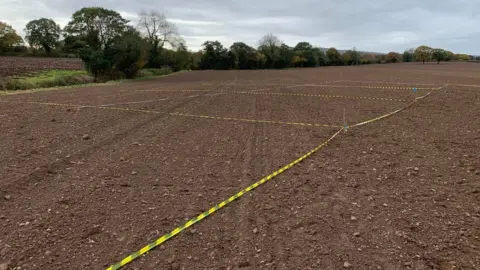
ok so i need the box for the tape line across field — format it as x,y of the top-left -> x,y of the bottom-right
0,100 -> 340,129
0,84 -> 445,269
138,89 -> 408,102
105,85 -> 444,270
105,127 -> 344,270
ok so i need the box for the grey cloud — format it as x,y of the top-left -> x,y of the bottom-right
1,0 -> 478,54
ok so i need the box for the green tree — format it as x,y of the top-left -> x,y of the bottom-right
402,48 -> 415,62
445,51 -> 454,61
276,43 -> 294,69
343,48 -> 360,65
0,21 -> 23,51
293,42 -> 323,67
326,47 -> 341,65
24,18 -> 61,53
106,27 -> 148,78
64,7 -> 129,50
200,40 -> 229,70
415,45 -> 433,64
174,42 -> 191,71
230,42 -> 257,69
312,47 -> 326,66
432,48 -> 447,64
258,33 -> 281,68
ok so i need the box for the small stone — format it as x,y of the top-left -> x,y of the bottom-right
238,261 -> 251,267
131,171 -> 137,175
344,261 -> 352,268
350,216 -> 357,221
45,250 -> 52,255
82,134 -> 90,140
4,195 -> 11,200
383,203 -> 388,207
0,262 -> 10,270
253,228 -> 258,234
414,167 -> 419,171
354,232 -> 361,237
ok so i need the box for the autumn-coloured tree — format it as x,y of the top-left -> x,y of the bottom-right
0,21 -> 23,51
386,52 -> 401,63
455,53 -> 470,61
360,53 -> 376,64
415,45 -> 433,64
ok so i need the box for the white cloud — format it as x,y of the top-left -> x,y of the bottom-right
0,0 -> 479,54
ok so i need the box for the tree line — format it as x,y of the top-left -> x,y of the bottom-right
1,7 -> 479,81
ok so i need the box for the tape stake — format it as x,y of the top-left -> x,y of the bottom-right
105,127 -> 344,270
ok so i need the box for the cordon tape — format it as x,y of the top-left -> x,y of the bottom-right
105,85 -> 445,269
137,89 -> 408,102
105,127 -> 344,270
0,100 -> 340,129
0,83 -> 446,269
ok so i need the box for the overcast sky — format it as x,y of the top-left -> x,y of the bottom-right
1,0 -> 479,54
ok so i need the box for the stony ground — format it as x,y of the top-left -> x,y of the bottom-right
0,62 -> 479,270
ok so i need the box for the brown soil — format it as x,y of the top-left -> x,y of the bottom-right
0,62 -> 479,270
0,57 -> 83,78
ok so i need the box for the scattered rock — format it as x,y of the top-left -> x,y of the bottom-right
4,195 -> 11,200
253,228 -> 259,234
238,261 -> 251,268
350,216 -> 357,221
414,167 -> 419,171
0,262 -> 10,270
344,261 -> 352,268
354,232 -> 361,237
82,134 -> 90,140
131,171 -> 137,175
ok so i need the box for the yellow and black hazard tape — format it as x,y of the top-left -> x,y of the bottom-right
139,89 -> 407,102
0,100 -> 340,129
351,86 -> 442,127
105,84 -> 447,270
105,127 -> 344,270
308,85 -> 434,90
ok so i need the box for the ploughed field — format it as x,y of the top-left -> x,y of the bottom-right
0,56 -> 83,78
0,62 -> 479,270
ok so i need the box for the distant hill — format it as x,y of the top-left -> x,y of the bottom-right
319,47 -> 384,55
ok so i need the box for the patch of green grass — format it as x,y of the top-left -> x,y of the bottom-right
3,70 -> 94,91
